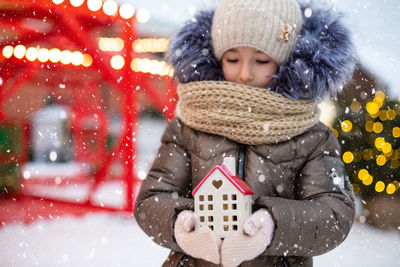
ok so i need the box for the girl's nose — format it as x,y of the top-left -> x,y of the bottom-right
238,63 -> 253,84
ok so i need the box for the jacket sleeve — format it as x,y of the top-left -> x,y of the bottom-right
255,129 -> 355,257
134,118 -> 194,252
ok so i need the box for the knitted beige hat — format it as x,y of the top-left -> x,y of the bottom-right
211,0 -> 303,65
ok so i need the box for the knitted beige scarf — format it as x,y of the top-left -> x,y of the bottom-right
177,81 -> 320,145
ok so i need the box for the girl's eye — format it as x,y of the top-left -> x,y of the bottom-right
256,60 -> 270,64
226,59 -> 238,63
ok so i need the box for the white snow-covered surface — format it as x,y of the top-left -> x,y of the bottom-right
0,214 -> 399,267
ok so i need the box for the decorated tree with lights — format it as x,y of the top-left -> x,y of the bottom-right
332,90 -> 400,199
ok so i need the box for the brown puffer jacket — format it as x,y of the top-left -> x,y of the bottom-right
134,118 -> 355,267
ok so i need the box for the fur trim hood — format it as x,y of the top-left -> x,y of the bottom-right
167,1 -> 357,102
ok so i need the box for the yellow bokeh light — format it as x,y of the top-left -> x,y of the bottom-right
98,38 -> 124,52
366,101 -> 379,114
393,181 -> 400,190
37,48 -> 49,63
341,120 -> 352,132
343,151 -> 354,164
376,155 -> 387,166
131,58 -> 173,76
375,181 -> 385,192
110,55 -> 125,70
119,3 -> 135,19
358,169 -> 369,180
87,0 -> 102,11
350,101 -> 362,113
386,183 -> 396,194
394,149 -> 400,160
60,50 -> 72,65
14,45 -> 26,59
382,142 -> 392,154
354,151 -> 362,162
373,96 -> 384,108
26,47 -> 38,62
365,121 -> 374,132
390,159 -> 399,169
103,0 -> 118,16
393,127 -> 400,138
82,54 -> 93,67
373,122 -> 383,133
374,137 -> 385,150
70,0 -> 84,7
133,38 -> 170,53
375,91 -> 386,99
378,110 -> 387,121
49,48 -> 61,63
362,149 -> 374,160
387,110 -> 396,120
2,45 -> 14,58
363,175 -> 373,185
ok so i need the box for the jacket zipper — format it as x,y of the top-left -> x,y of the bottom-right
237,145 -> 290,267
237,144 -> 246,179
178,255 -> 189,267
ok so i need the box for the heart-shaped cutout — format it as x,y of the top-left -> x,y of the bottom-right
212,180 -> 223,189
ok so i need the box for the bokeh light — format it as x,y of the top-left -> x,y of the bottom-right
2,45 -> 14,58
137,8 -> 150,23
119,3 -> 135,19
375,181 -> 385,192
341,120 -> 352,132
87,0 -> 102,11
103,0 -> 118,16
343,151 -> 354,164
110,55 -> 125,70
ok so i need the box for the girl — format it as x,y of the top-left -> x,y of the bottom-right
135,0 -> 356,266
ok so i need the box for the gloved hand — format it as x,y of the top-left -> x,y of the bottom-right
174,210 -> 222,264
221,209 -> 275,267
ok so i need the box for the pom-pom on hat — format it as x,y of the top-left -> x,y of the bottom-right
211,0 -> 303,65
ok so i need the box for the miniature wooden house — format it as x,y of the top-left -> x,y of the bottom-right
192,157 -> 254,239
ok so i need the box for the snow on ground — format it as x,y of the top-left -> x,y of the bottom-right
0,213 -> 399,267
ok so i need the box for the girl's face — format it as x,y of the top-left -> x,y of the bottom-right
222,47 -> 278,88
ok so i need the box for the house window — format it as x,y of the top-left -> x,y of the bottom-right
200,216 -> 205,222
232,194 -> 237,200
224,225 -> 229,231
200,204 -> 204,211
232,203 -> 237,210
199,195 -> 204,201
233,225 -> 238,231
232,215 -> 237,221
208,195 -> 213,201
208,216 -> 214,222
208,204 -> 213,210
223,194 -> 228,201
223,204 -> 228,210
223,216 -> 229,222
209,225 -> 214,230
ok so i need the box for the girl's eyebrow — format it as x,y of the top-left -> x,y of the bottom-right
226,48 -> 238,52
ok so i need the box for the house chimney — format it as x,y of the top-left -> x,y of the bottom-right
223,157 -> 236,176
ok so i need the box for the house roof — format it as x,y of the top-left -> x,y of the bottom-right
192,164 -> 254,196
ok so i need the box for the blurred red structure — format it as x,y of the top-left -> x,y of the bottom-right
0,0 -> 176,218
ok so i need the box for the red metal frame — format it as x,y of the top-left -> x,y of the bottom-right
0,0 -> 177,213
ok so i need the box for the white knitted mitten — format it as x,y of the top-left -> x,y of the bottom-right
221,209 -> 275,267
174,210 -> 221,264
